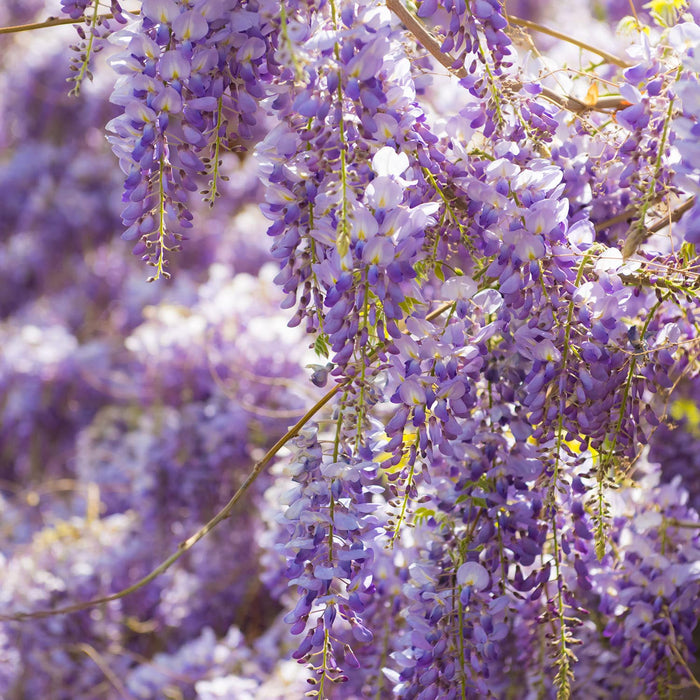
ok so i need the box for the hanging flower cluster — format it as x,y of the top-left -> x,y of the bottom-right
0,0 -> 698,698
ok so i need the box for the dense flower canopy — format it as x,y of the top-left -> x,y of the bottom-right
0,0 -> 700,698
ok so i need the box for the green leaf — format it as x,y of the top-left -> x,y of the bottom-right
412,507 -> 436,526
314,333 -> 329,358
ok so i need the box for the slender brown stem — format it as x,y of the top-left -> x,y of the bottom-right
0,302 -> 453,622
507,15 -> 630,68
74,643 -> 136,699
0,15 -> 89,35
623,195 -> 696,258
666,518 -> 700,530
647,196 -> 696,235
668,644 -> 700,690
0,7 -> 140,36
0,385 -> 339,622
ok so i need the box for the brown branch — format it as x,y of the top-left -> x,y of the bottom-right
386,0 -> 466,78
386,0 -> 628,116
530,86 -> 629,113
622,196 -> 697,258
74,643 -> 136,700
666,518 -> 700,529
645,196 -> 696,235
507,15 -> 630,68
594,195 -> 692,233
595,207 -> 638,233
593,198 -> 696,261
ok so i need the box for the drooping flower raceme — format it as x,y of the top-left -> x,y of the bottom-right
3,1 -> 700,699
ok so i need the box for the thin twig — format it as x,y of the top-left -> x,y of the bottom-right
0,386 -> 338,622
507,15 -> 630,68
0,15 -> 90,35
595,207 -> 638,233
0,13 -> 121,35
0,302 -> 453,622
521,85 -> 628,113
74,643 -> 136,699
647,196 -> 696,234
668,643 -> 700,690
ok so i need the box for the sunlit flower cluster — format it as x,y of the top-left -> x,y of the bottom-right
0,0 -> 698,698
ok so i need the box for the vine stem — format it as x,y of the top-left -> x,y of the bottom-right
552,250 -> 592,494
150,154 -> 170,282
507,15 -> 630,68
389,437 -> 418,545
0,383 -> 339,622
601,293 -> 667,470
456,595 -> 468,700
0,302 -> 453,622
646,196 -> 695,234
68,0 -> 101,96
204,96 -> 225,206
543,253 -> 592,698
668,644 -> 700,690
0,15 -> 96,34
0,7 -> 141,35
665,518 -> 700,529
318,628 -> 332,698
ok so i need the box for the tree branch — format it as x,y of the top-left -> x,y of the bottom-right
386,0 -> 466,78
386,0 -> 628,115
